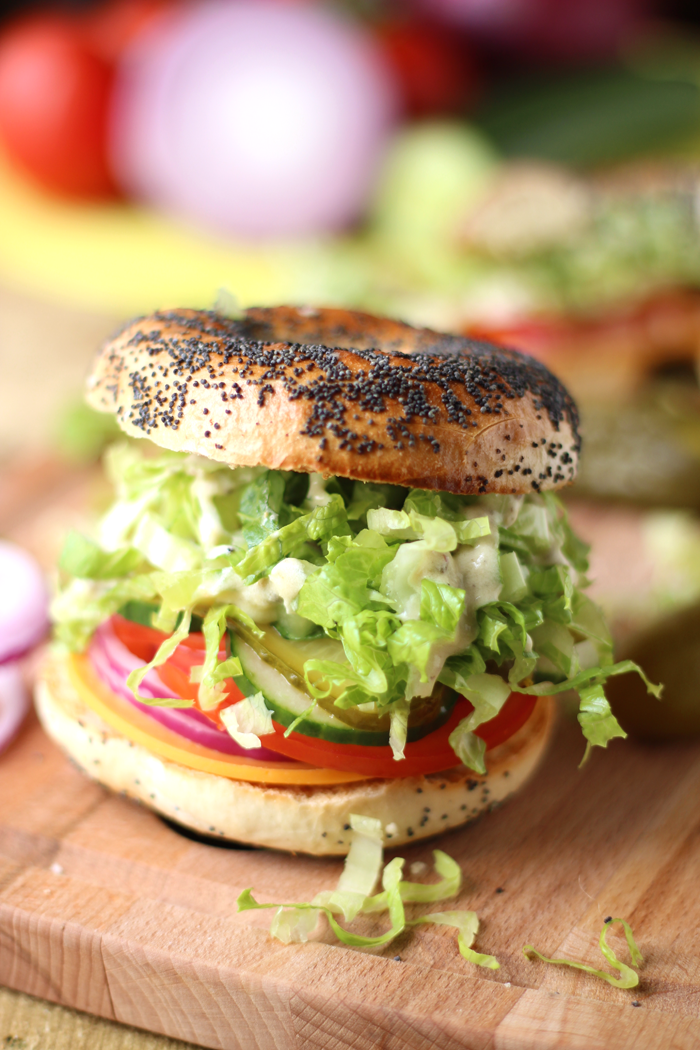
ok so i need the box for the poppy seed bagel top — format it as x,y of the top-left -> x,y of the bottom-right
86,305 -> 580,495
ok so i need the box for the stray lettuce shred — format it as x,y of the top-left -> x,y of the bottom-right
125,610 -> 193,708
219,692 -> 273,750
524,917 -> 643,989
238,818 -> 644,985
237,814 -> 499,968
53,443 -> 661,766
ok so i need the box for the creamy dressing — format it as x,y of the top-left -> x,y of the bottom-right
190,473 -> 231,551
453,540 -> 501,611
380,531 -> 503,700
381,545 -> 461,623
463,494 -> 522,531
205,556 -> 316,623
221,577 -> 281,624
268,558 -> 316,613
381,535 -> 502,625
305,473 -> 332,508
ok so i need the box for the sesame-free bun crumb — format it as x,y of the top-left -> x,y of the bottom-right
86,306 -> 580,495
36,650 -> 555,856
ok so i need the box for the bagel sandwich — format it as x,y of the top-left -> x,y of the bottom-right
38,306 -> 657,854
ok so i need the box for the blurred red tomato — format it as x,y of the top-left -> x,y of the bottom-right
83,0 -> 171,63
375,17 -> 479,117
0,0 -> 169,199
0,12 -> 117,197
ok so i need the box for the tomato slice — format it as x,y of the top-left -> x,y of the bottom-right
112,614 -> 206,661
111,614 -> 537,776
111,614 -> 242,723
258,692 -> 537,778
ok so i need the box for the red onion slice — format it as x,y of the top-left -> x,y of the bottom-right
89,620 -> 289,762
0,541 -> 49,664
0,662 -> 30,755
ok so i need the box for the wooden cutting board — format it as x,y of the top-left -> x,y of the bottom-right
2,460 -> 700,1050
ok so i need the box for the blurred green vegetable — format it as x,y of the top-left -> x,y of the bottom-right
55,400 -> 121,463
608,604 -> 700,740
574,381 -> 700,510
370,121 -> 498,250
477,68 -> 700,169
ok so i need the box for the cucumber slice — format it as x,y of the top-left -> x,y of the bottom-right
256,626 -> 345,680
231,633 -> 455,747
118,600 -> 157,628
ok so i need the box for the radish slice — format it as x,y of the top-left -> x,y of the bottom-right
89,619 -> 289,762
0,541 -> 49,665
0,662 -> 30,755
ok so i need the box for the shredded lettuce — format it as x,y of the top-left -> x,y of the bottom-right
363,848 -> 462,911
327,814 -> 384,921
238,856 -> 407,948
219,692 -> 273,749
448,722 -> 488,775
125,610 -> 193,707
237,815 -> 498,967
59,531 -> 143,580
239,822 -> 645,980
54,443 -> 660,764
367,508 -> 490,550
524,917 -> 643,989
197,605 -> 243,710
411,910 -> 500,968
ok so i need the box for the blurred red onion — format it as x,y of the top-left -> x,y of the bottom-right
0,663 -> 30,755
419,0 -> 649,63
110,0 -> 398,238
0,541 -> 48,665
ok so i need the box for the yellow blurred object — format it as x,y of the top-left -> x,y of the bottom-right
0,147 -> 365,314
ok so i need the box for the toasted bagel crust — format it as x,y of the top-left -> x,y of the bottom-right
86,306 -> 580,495
36,650 -> 555,855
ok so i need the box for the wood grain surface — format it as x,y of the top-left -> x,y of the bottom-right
2,461 -> 700,1050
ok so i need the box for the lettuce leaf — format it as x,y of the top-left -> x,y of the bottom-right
448,722 -> 487,775
238,857 -> 408,948
196,605 -> 244,710
297,532 -> 396,630
59,531 -> 142,580
517,659 -> 661,755
420,579 -> 466,634
446,672 -> 512,772
237,821 -> 498,967
524,917 -> 643,988
52,573 -> 160,651
56,443 -> 659,766
125,610 -> 193,707
366,508 -> 490,551
326,814 -> 384,921
388,699 -> 410,761
219,692 -> 273,749
363,849 -> 462,911
345,481 -> 404,523
410,910 -> 500,969
237,470 -> 288,547
499,551 -> 528,603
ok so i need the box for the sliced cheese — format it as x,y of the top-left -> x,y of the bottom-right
67,654 -> 368,786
